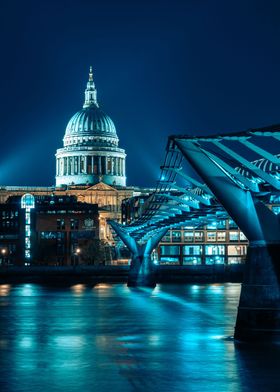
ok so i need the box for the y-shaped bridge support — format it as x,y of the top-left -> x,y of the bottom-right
109,221 -> 167,287
175,139 -> 280,342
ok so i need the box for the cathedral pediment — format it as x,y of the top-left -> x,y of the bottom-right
86,182 -> 117,192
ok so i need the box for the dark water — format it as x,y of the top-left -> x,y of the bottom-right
0,283 -> 280,392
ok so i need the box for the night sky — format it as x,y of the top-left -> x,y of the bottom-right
0,0 -> 280,187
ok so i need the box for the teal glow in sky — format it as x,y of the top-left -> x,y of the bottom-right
0,0 -> 280,186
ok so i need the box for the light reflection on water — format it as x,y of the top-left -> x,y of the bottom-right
0,283 -> 279,392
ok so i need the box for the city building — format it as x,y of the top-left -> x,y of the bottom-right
121,194 -> 280,265
0,194 -> 99,266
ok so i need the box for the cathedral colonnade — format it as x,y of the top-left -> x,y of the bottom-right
56,155 -> 125,177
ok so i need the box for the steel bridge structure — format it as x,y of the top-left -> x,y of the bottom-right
109,124 -> 280,341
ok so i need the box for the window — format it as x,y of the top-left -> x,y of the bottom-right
228,257 -> 243,264
272,206 -> 280,215
70,219 -> 79,230
239,232 -> 247,241
21,194 -> 35,209
183,256 -> 202,265
217,232 -> 226,242
184,231 -> 194,242
160,245 -> 180,256
205,245 -> 225,255
40,232 -> 58,239
161,232 -> 171,242
183,245 -> 202,256
171,231 -> 181,242
207,220 -> 226,229
57,219 -> 65,230
205,256 -> 225,265
194,231 -> 204,242
205,245 -> 225,264
228,245 -> 247,256
229,231 -> 239,241
207,232 -> 216,242
160,257 -> 180,264
228,219 -> 238,229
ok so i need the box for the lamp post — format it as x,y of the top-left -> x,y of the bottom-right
74,247 -> 81,266
1,248 -> 7,265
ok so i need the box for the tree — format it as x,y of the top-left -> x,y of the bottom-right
81,239 -> 107,265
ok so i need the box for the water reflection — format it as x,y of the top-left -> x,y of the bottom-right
235,343 -> 280,392
0,284 -> 11,296
0,283 -> 279,391
71,283 -> 86,295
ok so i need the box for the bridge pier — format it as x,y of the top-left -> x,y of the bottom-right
128,253 -> 157,288
235,243 -> 280,342
109,221 -> 167,288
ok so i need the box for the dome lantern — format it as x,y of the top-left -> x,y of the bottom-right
83,66 -> 99,108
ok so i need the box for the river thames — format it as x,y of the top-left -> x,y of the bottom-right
0,283 -> 279,392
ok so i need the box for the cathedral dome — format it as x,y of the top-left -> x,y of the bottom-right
65,106 -> 117,137
63,67 -> 118,146
56,67 -> 126,188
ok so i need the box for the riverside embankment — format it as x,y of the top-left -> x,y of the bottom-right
0,264 -> 244,284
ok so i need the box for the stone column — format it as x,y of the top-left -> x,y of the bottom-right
60,158 -> 62,176
123,158 -> 126,177
71,157 -> 74,175
64,157 -> 67,175
78,156 -> 81,174
98,156 -> 102,175
105,156 -> 108,175
112,157 -> 116,175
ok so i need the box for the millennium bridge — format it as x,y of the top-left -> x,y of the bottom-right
109,124 -> 280,341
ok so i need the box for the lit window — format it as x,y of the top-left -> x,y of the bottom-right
183,245 -> 202,255
183,256 -> 202,265
240,232 -> 247,241
272,206 -> 280,215
57,219 -> 65,230
229,231 -> 239,241
228,219 -> 238,229
217,232 -> 226,241
194,232 -> 204,241
21,194 -> 35,209
207,232 -> 216,242
160,245 -> 180,256
228,245 -> 247,256
184,232 -> 194,242
205,245 -> 225,255
171,231 -> 181,242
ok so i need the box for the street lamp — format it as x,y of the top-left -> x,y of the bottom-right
74,247 -> 81,266
1,248 -> 7,265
